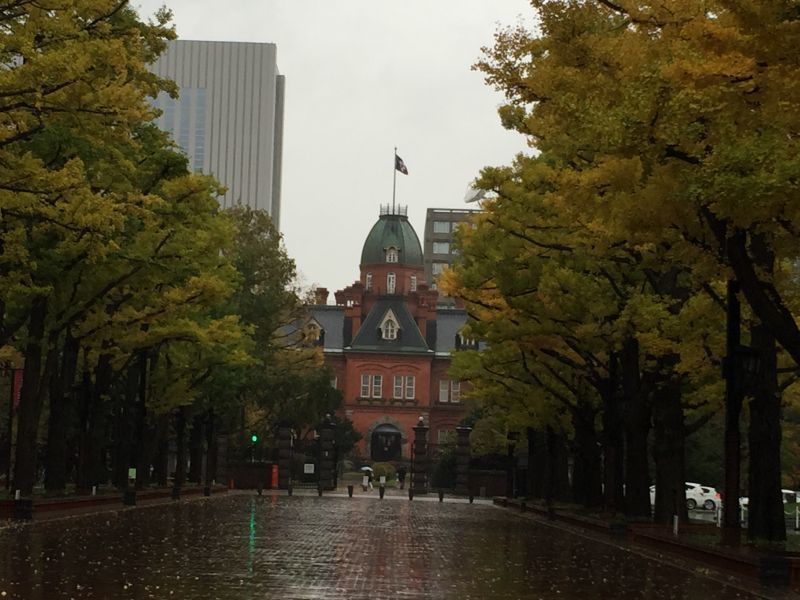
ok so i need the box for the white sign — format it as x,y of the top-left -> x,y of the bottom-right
303,463 -> 315,474
380,476 -> 386,484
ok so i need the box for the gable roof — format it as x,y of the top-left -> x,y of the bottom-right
349,297 -> 430,354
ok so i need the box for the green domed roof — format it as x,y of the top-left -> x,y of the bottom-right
360,211 -> 423,266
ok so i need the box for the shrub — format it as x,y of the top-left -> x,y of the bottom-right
372,462 -> 397,482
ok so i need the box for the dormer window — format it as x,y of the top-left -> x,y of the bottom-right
387,272 -> 396,294
386,247 -> 398,263
379,309 -> 400,340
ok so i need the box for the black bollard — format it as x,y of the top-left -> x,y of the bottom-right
318,486 -> 323,497
13,498 -> 32,521
203,486 -> 211,497
438,489 -> 444,502
123,489 -> 137,506
379,486 -> 385,499
288,485 -> 293,496
469,495 -> 474,504
347,484 -> 354,497
257,485 -> 263,496
409,489 -> 414,501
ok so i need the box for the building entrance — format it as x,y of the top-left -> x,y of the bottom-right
371,424 -> 401,461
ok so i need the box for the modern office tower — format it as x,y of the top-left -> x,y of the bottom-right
423,208 -> 480,293
149,40 -> 285,227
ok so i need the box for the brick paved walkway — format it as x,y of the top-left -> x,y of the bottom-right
0,493 -> 782,599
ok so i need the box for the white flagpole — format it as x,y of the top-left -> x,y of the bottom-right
392,146 -> 397,214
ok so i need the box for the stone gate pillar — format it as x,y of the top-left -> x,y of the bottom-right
455,426 -> 472,496
318,416 -> 335,491
277,426 -> 293,490
411,416 -> 429,495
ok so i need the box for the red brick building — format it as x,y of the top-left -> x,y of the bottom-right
309,205 -> 471,461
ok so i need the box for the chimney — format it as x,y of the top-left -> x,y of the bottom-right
315,287 -> 329,305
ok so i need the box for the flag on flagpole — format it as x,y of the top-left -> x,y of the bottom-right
395,154 -> 408,175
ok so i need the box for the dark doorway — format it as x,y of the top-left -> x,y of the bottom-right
371,425 -> 401,461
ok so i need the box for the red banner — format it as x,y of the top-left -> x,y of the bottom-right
12,369 -> 23,411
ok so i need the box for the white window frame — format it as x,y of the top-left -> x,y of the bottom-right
360,374 -> 370,398
386,247 -> 398,263
372,375 -> 383,398
433,221 -> 451,233
393,375 -> 403,399
331,376 -> 338,389
405,375 -> 415,400
410,274 -> 417,292
387,272 -> 396,294
432,262 -> 446,276
433,241 -> 450,255
382,318 -> 397,340
439,379 -> 450,403
437,429 -> 453,444
365,272 -> 372,291
451,380 -> 461,403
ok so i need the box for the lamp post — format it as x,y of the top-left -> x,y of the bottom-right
411,416 -> 429,496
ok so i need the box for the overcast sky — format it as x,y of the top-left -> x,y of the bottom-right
134,1 -> 535,295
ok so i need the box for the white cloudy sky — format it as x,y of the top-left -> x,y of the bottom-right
134,1 -> 536,295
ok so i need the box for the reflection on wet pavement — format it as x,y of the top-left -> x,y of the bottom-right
0,494 -> 771,599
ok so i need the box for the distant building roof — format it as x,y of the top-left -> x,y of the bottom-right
308,305 -> 345,351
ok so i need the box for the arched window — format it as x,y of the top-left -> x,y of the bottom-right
386,247 -> 398,263
365,272 -> 372,291
410,274 -> 417,292
387,272 -> 396,294
382,318 -> 397,340
379,309 -> 400,341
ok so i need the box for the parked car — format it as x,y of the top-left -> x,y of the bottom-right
649,483 -> 719,510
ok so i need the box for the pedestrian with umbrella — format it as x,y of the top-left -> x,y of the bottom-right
361,466 -> 373,491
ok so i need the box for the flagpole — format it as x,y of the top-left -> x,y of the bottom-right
392,146 -> 397,214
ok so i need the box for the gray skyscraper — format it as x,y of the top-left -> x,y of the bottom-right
149,40 -> 285,227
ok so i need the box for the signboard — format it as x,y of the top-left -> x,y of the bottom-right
303,463 -> 315,474
380,476 -> 386,484
127,468 -> 137,481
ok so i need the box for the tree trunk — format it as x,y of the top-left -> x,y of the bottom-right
188,414 -> 205,483
153,416 -> 169,487
651,369 -> 688,524
571,401 -> 602,508
133,350 -> 148,489
621,337 -> 652,518
747,322 -> 785,541
75,353 -> 112,491
601,357 -> 624,513
526,427 -> 545,499
13,298 -> 49,496
205,409 -> 216,486
174,408 -> 186,487
44,332 -> 79,492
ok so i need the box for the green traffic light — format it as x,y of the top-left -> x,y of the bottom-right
251,434 -> 258,443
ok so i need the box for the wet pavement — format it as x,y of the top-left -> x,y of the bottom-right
0,492 -> 782,599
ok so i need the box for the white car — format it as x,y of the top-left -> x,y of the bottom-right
649,483 -> 719,510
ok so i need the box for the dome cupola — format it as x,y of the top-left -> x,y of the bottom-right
360,205 -> 423,267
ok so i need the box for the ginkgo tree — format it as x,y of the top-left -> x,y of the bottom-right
471,0 -> 800,540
